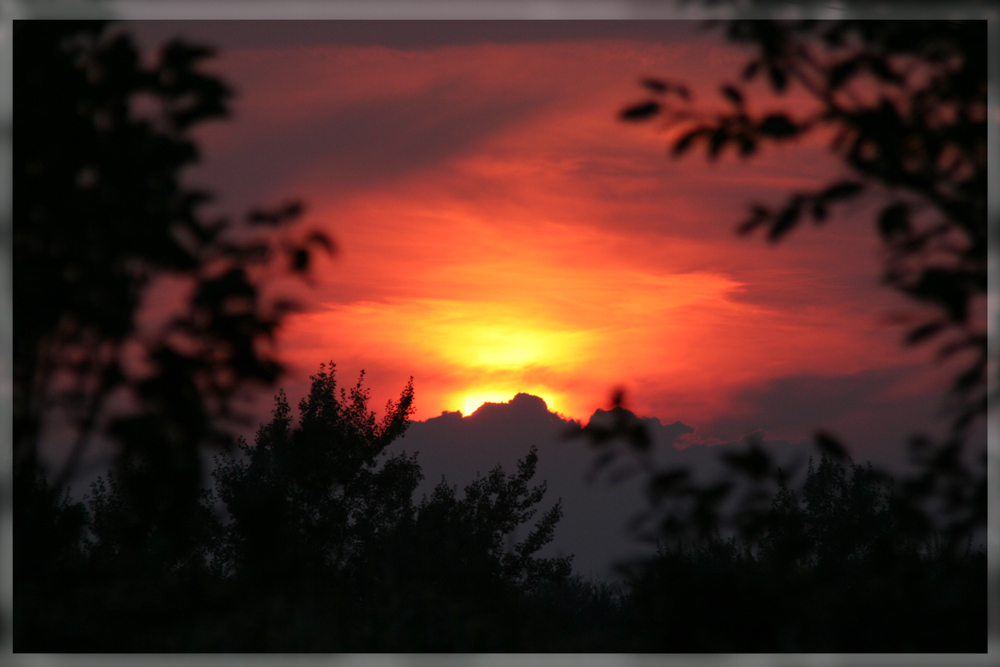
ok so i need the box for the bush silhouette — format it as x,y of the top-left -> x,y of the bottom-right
608,17 -> 986,651
622,452 -> 986,652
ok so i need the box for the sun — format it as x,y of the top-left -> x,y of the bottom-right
461,391 -> 517,415
452,387 -> 569,417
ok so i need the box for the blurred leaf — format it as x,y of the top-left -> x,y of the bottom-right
768,200 -> 802,240
708,127 -> 728,158
954,363 -> 982,392
641,77 -> 667,93
811,199 -> 828,222
828,57 -> 860,90
722,445 -> 773,481
721,84 -> 744,106
291,248 -> 309,272
621,101 -> 661,121
878,203 -> 910,241
814,431 -> 849,462
611,388 -> 625,408
822,180 -> 863,200
936,336 -> 979,360
758,114 -> 798,138
768,65 -> 787,92
672,127 -> 708,156
648,469 -> 690,502
906,321 -> 945,345
738,205 -> 770,235
249,201 -> 303,227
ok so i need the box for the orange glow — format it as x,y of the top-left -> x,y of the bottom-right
196,35 -> 930,435
397,300 -> 593,371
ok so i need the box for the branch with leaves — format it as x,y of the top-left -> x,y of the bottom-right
622,20 -> 987,434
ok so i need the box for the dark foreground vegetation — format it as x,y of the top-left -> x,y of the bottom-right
16,364 -> 986,652
622,455 -> 986,652
17,365 -> 608,651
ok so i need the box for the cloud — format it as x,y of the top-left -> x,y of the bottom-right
694,364 -> 976,468
131,20 -> 708,53
118,25 -> 969,476
388,393 -> 810,579
190,71 -> 560,207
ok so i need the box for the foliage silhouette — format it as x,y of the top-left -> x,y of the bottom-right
12,19 -> 333,649
14,18 -> 987,653
586,406 -> 987,650
14,19 -> 332,594
212,363 -> 417,582
614,15 -> 988,549
20,385 -> 985,651
12,20 -> 601,653
17,363 -> 601,651
579,20 -> 989,650
622,19 -> 987,435
622,452 -> 986,652
209,364 -> 578,651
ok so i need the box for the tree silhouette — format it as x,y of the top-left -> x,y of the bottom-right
347,447 -> 573,651
14,20 -> 331,563
208,363 -> 575,650
211,363 -> 417,583
403,445 -> 572,594
37,359 -> 582,651
13,20 -> 332,649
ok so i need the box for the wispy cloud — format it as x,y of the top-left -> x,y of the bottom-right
154,28 -> 950,452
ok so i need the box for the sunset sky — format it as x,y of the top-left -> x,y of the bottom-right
128,21 -> 967,463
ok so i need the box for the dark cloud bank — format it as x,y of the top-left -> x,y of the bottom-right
130,20 -> 700,53
387,392 -> 812,580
